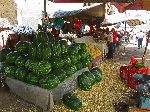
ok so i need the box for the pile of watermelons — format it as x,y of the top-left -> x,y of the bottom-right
0,31 -> 104,111
0,31 -> 94,89
78,67 -> 102,91
62,66 -> 102,111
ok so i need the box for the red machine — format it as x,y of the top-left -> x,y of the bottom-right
120,56 -> 149,89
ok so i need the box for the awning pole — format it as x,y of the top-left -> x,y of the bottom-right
125,11 -> 127,31
44,0 -> 47,17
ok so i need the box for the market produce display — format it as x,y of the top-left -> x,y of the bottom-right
51,60 -> 134,112
0,31 -> 94,91
86,42 -> 102,59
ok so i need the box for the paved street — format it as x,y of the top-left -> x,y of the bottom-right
118,43 -> 150,68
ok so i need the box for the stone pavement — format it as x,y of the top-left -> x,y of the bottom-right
116,43 -> 150,68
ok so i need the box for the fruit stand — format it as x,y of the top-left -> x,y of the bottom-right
75,36 -> 107,58
0,31 -> 103,111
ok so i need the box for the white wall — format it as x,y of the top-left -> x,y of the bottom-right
14,0 -> 84,30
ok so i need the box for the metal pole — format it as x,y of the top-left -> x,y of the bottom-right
44,0 -> 46,17
125,11 -> 127,31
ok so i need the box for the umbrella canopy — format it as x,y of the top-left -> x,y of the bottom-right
125,19 -> 145,26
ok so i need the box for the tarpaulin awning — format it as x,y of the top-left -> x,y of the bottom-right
112,0 -> 150,13
53,4 -> 105,18
125,19 -> 145,26
49,0 -> 113,3
101,13 -> 128,25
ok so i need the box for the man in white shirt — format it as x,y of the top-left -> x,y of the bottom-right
136,30 -> 145,49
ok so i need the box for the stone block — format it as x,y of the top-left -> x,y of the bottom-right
6,78 -> 54,111
5,68 -> 89,110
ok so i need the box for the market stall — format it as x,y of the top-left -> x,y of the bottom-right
49,4 -> 107,59
1,1 -> 150,112
0,31 -> 103,111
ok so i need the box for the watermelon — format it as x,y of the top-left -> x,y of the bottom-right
51,69 -> 67,82
51,58 -> 64,70
75,53 -> 81,61
16,41 -> 30,54
15,56 -> 28,68
34,60 -> 51,76
62,56 -> 71,65
92,67 -> 102,75
39,76 -> 60,89
64,65 -> 77,77
15,68 -> 28,81
82,59 -> 90,68
0,62 -> 10,73
25,59 -> 37,72
6,51 -> 19,64
28,42 -> 37,59
37,43 -> 51,61
75,62 -> 83,70
77,72 -> 92,91
68,45 -> 79,55
79,50 -> 89,59
26,72 -> 40,85
70,55 -> 78,64
0,48 -> 11,62
51,42 -> 61,57
63,92 -> 82,111
59,40 -> 68,55
82,56 -> 92,68
72,43 -> 81,51
4,66 -> 17,78
86,54 -> 93,62
90,68 -> 102,83
79,43 -> 87,51
36,31 -> 49,44
46,32 -> 55,43
84,71 -> 96,85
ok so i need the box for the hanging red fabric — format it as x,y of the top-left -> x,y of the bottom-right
73,18 -> 82,33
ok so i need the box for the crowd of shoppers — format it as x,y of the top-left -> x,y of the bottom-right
103,27 -> 150,59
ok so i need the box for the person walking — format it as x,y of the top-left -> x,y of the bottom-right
111,28 -> 118,53
136,30 -> 145,49
106,31 -> 114,59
